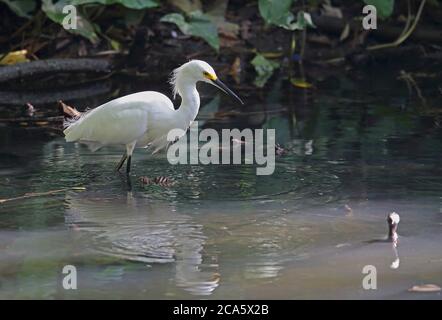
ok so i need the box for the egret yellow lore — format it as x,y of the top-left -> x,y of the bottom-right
63,60 -> 244,174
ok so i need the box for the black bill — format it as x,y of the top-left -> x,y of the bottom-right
211,78 -> 244,105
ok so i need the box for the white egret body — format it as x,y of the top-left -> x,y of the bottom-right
63,60 -> 243,173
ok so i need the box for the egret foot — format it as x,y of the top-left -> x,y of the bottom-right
126,175 -> 132,191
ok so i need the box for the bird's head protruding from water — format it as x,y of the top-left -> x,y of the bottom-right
171,60 -> 244,105
387,212 -> 400,244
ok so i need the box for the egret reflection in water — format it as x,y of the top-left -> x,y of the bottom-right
64,191 -> 219,296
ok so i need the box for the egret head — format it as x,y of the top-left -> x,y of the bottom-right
387,212 -> 400,243
171,60 -> 244,104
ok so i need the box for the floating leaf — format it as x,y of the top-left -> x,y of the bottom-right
291,78 -> 313,89
408,284 -> 441,293
42,0 -> 99,43
0,50 -> 29,65
71,0 -> 158,9
161,11 -> 219,51
363,0 -> 395,19
251,53 -> 280,88
261,52 -> 283,59
0,0 -> 36,18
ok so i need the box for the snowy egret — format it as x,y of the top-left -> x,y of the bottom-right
63,60 -> 243,174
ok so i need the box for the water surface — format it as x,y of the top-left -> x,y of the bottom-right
0,67 -> 441,299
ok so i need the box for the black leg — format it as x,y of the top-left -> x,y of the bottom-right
115,152 -> 127,172
126,175 -> 132,191
126,156 -> 132,174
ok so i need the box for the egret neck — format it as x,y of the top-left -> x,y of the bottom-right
175,76 -> 200,128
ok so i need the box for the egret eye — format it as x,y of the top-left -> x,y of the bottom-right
203,71 -> 216,80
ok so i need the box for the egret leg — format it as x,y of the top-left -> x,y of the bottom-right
125,141 -> 137,175
126,176 -> 132,192
115,152 -> 127,172
126,156 -> 131,174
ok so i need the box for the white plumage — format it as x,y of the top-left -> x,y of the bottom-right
63,60 -> 243,174
65,92 -> 172,151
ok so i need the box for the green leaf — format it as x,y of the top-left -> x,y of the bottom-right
123,8 -> 146,26
0,0 -> 36,18
363,0 -> 394,19
251,53 -> 280,88
70,0 -> 159,10
187,11 -> 219,50
110,39 -> 121,50
42,0 -> 99,43
206,0 -> 239,38
161,11 -> 219,51
291,78 -> 313,89
161,13 -> 192,36
283,11 -> 316,31
258,0 -> 295,27
258,0 -> 315,31
168,0 -> 201,14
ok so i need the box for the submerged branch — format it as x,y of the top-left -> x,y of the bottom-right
0,189 -> 66,204
0,187 -> 86,204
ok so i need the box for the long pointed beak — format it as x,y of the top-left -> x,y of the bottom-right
210,78 -> 244,105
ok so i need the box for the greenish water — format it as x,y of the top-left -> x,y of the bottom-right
0,68 -> 441,299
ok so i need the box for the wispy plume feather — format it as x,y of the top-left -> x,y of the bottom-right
169,64 -> 184,99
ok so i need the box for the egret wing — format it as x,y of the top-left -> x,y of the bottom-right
64,102 -> 149,146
